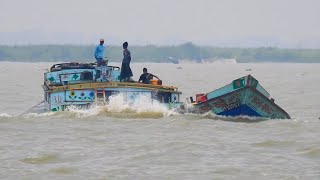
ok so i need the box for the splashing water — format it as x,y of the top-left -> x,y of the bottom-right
0,113 -> 12,118
28,93 -> 179,118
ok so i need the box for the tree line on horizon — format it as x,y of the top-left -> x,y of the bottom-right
0,42 -> 319,63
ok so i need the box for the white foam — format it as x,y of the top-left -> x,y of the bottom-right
63,93 -> 176,117
24,112 -> 56,118
0,113 -> 12,117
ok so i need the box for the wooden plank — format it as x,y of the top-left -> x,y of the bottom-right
46,81 -> 181,94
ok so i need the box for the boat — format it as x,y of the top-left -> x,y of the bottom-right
32,62 -> 290,120
186,75 -> 291,119
41,62 -> 183,112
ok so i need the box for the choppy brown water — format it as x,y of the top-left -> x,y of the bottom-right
0,62 -> 319,179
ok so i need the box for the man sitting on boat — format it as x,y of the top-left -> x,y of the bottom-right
138,68 -> 161,85
94,38 -> 107,66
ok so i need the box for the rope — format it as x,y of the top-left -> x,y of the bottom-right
19,100 -> 45,116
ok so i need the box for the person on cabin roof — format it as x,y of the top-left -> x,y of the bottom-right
120,42 -> 134,82
94,38 -> 107,66
138,68 -> 160,84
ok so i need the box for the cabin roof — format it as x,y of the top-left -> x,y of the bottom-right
50,62 -> 96,72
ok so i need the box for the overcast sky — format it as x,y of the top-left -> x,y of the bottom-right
1,0 -> 320,47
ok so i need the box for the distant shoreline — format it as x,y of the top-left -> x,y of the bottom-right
1,43 -> 320,63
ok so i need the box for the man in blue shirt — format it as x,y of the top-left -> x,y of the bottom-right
94,38 -> 106,66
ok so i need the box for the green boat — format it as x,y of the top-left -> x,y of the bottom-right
187,75 -> 291,119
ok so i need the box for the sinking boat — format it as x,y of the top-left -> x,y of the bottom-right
41,62 -> 183,112
187,75 -> 290,119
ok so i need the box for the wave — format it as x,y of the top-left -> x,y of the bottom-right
3,93 -> 284,122
0,113 -> 12,117
21,93 -> 179,119
295,147 -> 320,158
1,107 -> 286,122
20,154 -> 59,164
2,110 -> 272,123
251,140 -> 296,148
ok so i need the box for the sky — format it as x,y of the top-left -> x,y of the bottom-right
1,0 -> 320,48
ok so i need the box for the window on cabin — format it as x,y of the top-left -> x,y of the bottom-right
80,71 -> 93,81
156,92 -> 171,103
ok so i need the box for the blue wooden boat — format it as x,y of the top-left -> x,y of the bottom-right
41,62 -> 183,112
187,75 -> 290,119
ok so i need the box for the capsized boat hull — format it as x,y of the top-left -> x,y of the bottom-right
190,75 -> 290,119
192,87 -> 290,119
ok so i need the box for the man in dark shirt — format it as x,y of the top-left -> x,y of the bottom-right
120,42 -> 133,82
138,68 -> 160,84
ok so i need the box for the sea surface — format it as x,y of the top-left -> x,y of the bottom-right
0,61 -> 319,180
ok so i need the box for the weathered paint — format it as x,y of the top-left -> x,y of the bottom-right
45,66 -> 121,85
206,75 -> 270,100
50,92 -> 65,111
194,87 -> 290,119
46,88 -> 181,112
46,69 -> 96,84
66,90 -> 95,102
192,75 -> 290,119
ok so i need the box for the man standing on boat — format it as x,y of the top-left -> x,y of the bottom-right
94,38 -> 107,66
120,42 -> 133,82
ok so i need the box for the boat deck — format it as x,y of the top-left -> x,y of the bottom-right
43,81 -> 181,93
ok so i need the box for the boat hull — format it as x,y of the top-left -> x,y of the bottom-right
192,86 -> 290,119
43,81 -> 183,112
